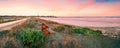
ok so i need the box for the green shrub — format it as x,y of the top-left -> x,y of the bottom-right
74,28 -> 102,36
91,30 -> 102,36
19,28 -> 47,48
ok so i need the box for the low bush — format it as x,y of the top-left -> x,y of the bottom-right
12,26 -> 25,38
74,28 -> 102,36
23,19 -> 38,28
19,28 -> 47,48
53,25 -> 66,32
0,30 -> 9,38
4,41 -> 17,48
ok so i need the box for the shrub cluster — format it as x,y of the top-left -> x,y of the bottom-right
74,28 -> 102,36
11,19 -> 48,48
19,28 -> 47,48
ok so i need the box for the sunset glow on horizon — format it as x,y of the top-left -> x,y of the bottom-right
0,0 -> 120,16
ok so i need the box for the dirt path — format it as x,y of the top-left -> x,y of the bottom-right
0,18 -> 29,31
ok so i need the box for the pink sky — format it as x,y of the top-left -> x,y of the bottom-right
0,0 -> 120,16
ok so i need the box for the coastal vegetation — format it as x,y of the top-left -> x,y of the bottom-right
0,18 -> 47,48
74,28 -> 102,36
38,18 -> 120,48
0,17 -> 120,48
11,18 -> 47,48
18,28 -> 47,48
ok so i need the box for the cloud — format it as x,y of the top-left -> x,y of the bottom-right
0,0 -> 120,16
96,0 -> 120,2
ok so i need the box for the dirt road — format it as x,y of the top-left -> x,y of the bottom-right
0,18 -> 29,31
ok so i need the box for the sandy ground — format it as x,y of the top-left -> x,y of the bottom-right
0,18 -> 29,31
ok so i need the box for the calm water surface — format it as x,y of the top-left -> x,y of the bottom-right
40,17 -> 120,27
